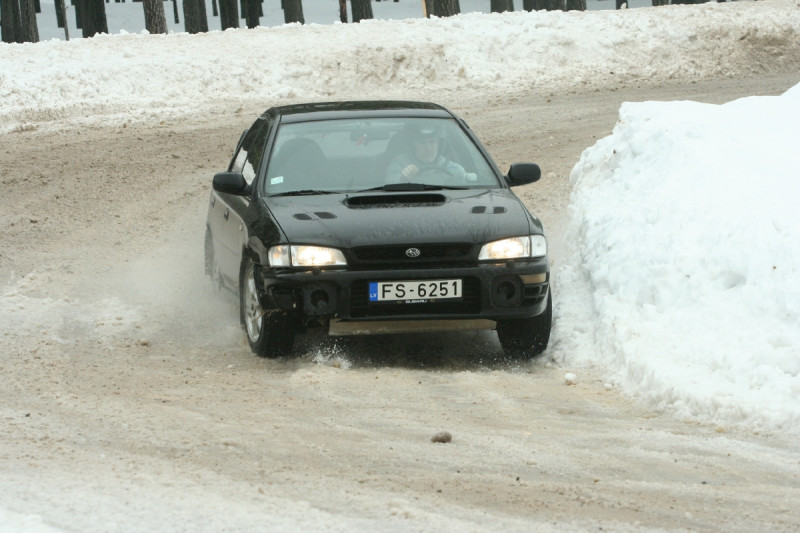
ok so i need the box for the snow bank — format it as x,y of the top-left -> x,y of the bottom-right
1,1 -> 799,132
557,82 -> 800,434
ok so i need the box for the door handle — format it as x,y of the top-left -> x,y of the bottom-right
223,208 -> 229,221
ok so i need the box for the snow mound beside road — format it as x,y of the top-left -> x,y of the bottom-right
555,82 -> 800,435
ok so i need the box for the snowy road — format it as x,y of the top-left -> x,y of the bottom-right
1,74 -> 799,531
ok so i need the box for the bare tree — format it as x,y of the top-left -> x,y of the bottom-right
142,0 -> 167,33
218,0 -> 239,28
351,0 -> 373,22
491,0 -> 513,11
282,0 -> 303,23
54,0 -> 66,27
1,0 -> 21,42
170,0 -> 179,23
243,0 -> 260,27
490,0 -> 513,12
81,0 -> 108,37
433,0 -> 459,17
54,0 -> 69,39
18,0 -> 39,41
0,0 -> 40,42
183,0 -> 208,33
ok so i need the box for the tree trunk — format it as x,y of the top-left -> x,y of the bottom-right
566,0 -> 585,9
338,0 -> 347,22
282,0 -> 302,23
55,0 -> 66,26
82,0 -> 108,37
423,0 -> 433,16
55,0 -> 69,38
171,0 -> 179,23
211,0 -> 218,16
351,0 -> 372,22
142,0 -> 167,33
18,0 -> 39,42
1,0 -> 21,42
218,0 -> 239,28
547,0 -> 563,9
490,0 -> 513,12
198,0 -> 208,30
183,0 -> 208,32
433,0 -> 459,17
244,0 -> 259,27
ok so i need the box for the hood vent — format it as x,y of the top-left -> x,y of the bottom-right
471,206 -> 507,214
345,193 -> 446,209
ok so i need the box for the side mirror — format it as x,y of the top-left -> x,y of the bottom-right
212,172 -> 249,196
505,163 -> 541,187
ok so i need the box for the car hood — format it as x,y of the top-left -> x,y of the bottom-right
266,188 -> 539,249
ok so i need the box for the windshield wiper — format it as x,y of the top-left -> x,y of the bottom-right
268,189 -> 338,197
357,183 -> 469,193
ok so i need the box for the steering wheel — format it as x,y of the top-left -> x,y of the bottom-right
415,164 -> 458,182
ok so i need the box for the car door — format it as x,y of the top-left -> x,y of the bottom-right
209,117 -> 270,287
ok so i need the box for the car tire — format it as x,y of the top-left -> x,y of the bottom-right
240,257 -> 295,358
496,292 -> 552,359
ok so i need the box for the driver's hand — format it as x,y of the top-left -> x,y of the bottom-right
401,164 -> 419,178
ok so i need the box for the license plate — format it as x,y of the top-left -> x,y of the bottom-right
369,279 -> 462,302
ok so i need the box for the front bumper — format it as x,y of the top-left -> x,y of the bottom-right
258,260 -> 550,331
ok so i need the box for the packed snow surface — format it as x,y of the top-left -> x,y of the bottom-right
1,0 -> 799,479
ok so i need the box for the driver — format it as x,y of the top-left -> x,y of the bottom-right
385,123 -> 475,184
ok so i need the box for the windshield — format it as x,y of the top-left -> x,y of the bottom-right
262,117 -> 501,195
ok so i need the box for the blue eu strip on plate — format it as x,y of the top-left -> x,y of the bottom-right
369,282 -> 379,302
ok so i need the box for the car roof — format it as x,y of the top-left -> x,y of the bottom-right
270,101 -> 455,123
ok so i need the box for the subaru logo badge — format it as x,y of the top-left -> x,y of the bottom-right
405,247 -> 421,258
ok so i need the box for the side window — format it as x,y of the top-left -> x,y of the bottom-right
230,117 -> 271,185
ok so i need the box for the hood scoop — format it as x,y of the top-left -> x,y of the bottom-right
345,193 -> 446,209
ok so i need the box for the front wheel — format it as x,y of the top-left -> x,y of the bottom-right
240,258 -> 295,358
496,292 -> 552,360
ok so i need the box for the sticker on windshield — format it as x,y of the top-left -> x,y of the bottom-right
271,176 -> 284,185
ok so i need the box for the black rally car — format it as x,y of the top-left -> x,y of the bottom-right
205,101 -> 551,358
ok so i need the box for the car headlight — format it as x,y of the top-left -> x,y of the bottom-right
268,245 -> 347,267
478,235 -> 547,261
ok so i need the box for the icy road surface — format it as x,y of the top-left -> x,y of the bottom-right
1,75 -> 799,531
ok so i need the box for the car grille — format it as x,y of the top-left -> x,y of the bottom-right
349,277 -> 481,318
349,244 -> 474,269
